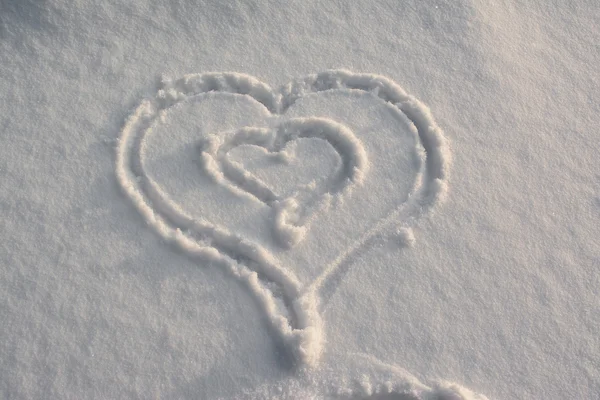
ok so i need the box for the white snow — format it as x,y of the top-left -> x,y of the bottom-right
1,1 -> 599,399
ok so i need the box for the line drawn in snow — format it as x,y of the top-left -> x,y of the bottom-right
115,70 -> 483,399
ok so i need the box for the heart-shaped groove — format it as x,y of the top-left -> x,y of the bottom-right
198,117 -> 368,248
116,70 -> 450,369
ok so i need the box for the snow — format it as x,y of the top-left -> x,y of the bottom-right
1,1 -> 599,399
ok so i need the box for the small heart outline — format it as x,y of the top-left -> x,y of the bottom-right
198,117 -> 368,249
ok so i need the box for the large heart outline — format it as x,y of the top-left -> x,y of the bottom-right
115,70 -> 450,368
198,117 -> 368,249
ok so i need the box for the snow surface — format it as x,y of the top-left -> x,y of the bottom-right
1,1 -> 599,399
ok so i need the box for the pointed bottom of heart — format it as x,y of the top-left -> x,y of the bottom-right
232,353 -> 489,400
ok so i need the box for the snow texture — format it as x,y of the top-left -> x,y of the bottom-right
1,1 -> 599,399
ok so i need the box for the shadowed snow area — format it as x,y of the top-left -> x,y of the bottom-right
0,0 -> 599,399
0,0 -> 51,35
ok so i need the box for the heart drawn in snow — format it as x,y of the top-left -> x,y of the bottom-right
116,70 -> 450,368
222,132 -> 335,199
198,117 -> 368,248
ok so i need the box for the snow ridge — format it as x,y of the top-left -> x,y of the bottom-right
234,353 -> 489,400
